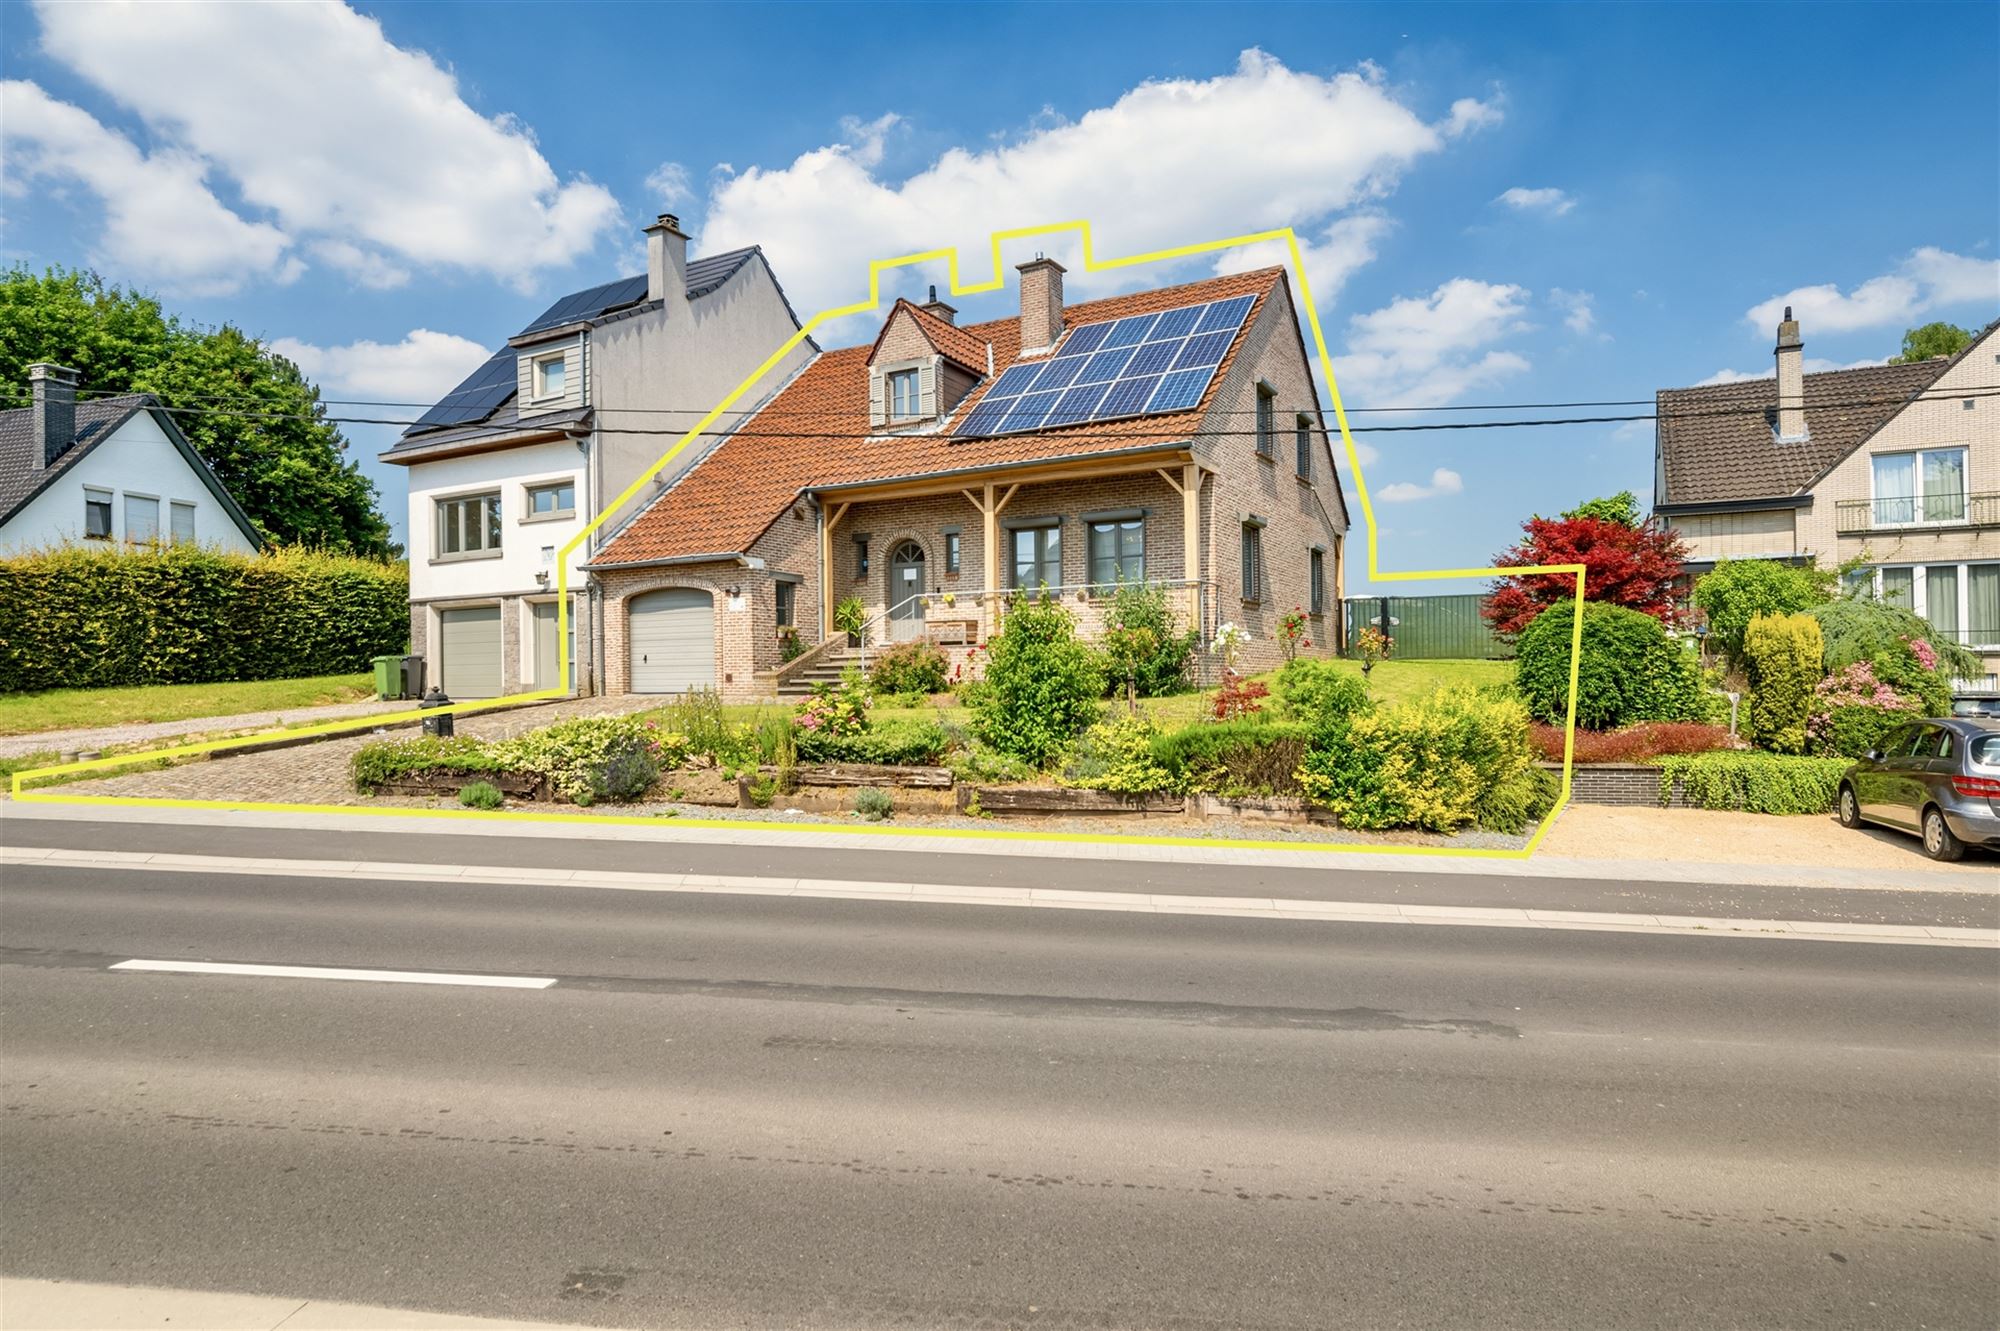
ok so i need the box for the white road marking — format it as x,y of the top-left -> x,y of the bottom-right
6,848 -> 1990,948
109,959 -> 556,988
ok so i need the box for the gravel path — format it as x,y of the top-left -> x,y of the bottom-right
0,697 -> 413,760
1541,802 -> 1998,874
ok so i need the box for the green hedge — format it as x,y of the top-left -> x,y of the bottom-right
796,717 -> 950,766
1654,752 -> 1849,815
0,544 -> 406,692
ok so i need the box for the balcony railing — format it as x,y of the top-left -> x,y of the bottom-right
1835,492 -> 2000,535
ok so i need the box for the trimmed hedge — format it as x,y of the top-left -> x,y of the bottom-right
1151,717 -> 1311,796
0,544 -> 406,692
1513,599 -> 1706,731
1654,752 -> 1848,815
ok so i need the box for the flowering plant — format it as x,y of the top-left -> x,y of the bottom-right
1805,659 -> 1919,758
1355,626 -> 1393,675
1211,622 -> 1247,670
794,671 -> 872,738
1276,607 -> 1311,662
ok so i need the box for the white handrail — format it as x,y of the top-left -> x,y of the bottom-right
850,578 -> 1209,671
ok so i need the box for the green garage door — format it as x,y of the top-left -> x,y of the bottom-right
628,589 -> 714,693
439,605 -> 503,698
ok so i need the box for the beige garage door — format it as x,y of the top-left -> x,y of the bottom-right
439,605 -> 502,698
628,589 -> 714,693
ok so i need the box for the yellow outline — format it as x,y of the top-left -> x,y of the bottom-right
13,221 -> 1586,860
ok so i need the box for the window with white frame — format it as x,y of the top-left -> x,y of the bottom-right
84,488 -> 112,540
1870,447 -> 1967,525
888,368 -> 921,419
125,494 -> 159,544
436,492 -> 502,559
170,501 -> 196,544
1857,561 -> 2000,649
526,480 -> 575,519
532,353 -> 566,402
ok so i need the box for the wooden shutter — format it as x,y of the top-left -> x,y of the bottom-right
868,368 -> 885,427
918,359 -> 938,417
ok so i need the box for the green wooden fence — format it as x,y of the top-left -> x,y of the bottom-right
1343,593 -> 1512,660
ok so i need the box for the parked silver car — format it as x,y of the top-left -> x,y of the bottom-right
1837,718 -> 2000,861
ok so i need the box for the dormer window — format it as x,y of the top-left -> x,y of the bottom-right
532,353 -> 566,402
888,368 -> 920,419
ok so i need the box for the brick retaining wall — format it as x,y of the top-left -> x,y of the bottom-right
1543,762 -> 1691,808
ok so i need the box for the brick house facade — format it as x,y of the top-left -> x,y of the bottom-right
588,262 -> 1350,698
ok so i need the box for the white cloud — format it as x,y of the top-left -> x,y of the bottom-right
699,49 -> 1498,325
1215,213 -> 1393,308
271,329 -> 490,403
1375,467 -> 1464,502
1442,96 -> 1504,138
0,80 -> 293,295
1495,186 -> 1574,216
646,161 -> 694,210
1549,287 -> 1597,336
1330,278 -> 1534,404
14,0 -> 621,293
1694,355 -> 1890,386
1746,247 -> 2000,333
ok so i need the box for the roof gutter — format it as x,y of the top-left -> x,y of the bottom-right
581,550 -> 754,573
1653,493 -> 1814,517
805,440 -> 1190,497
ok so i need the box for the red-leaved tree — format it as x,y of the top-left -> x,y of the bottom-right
1483,514 -> 1689,637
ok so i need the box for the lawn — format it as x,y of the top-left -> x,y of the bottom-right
0,673 -> 377,737
706,657 -> 1513,732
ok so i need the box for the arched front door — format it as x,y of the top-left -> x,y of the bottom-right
888,541 -> 926,641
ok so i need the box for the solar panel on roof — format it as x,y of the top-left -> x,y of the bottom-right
406,350 -> 518,433
954,291 -> 1257,439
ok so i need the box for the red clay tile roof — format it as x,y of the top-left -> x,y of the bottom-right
897,300 -> 992,374
595,267 -> 1285,566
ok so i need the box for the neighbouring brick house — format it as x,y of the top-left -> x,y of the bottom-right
1655,312 -> 2000,685
586,261 -> 1351,698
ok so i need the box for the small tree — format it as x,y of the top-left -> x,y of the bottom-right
1513,599 -> 1707,730
1101,580 -> 1196,696
969,597 -> 1105,767
1561,490 -> 1643,527
1742,613 -> 1824,755
1484,511 -> 1689,637
1690,559 -> 1834,666
1889,322 -> 1974,364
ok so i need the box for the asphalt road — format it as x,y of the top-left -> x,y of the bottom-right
2,853 -> 1997,1328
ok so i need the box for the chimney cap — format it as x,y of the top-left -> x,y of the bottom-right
1015,255 -> 1067,274
645,213 -> 687,236
27,362 -> 81,385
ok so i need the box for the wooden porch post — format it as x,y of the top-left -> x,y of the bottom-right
1157,464 -> 1205,636
981,482 -> 998,641
820,501 -> 849,640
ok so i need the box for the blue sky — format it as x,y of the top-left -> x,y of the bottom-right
4,1 -> 1995,588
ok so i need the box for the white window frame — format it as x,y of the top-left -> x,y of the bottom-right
887,367 -> 921,420
1856,560 -> 2000,650
1869,446 -> 1968,526
83,487 -> 113,541
531,352 -> 567,403
124,492 -> 160,545
434,490 -> 503,561
169,500 -> 196,545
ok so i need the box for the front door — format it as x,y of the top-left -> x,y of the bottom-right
888,541 -> 926,642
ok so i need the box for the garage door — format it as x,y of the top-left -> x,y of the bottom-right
439,605 -> 502,698
628,589 -> 715,693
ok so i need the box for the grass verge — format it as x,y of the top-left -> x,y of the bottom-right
0,673 -> 376,737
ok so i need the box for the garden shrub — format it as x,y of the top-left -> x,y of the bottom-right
1150,718 -> 1311,797
869,639 -> 949,696
1060,715 -> 1174,794
1513,599 -> 1707,730
651,687 -> 735,761
458,781 -> 504,810
1211,671 -> 1270,720
853,787 -> 894,821
498,715 -> 682,804
1804,656 -> 1931,758
352,735 -> 503,792
1526,721 -> 1734,765
1655,752 -> 1848,815
1099,581 -> 1198,696
1297,688 -> 1545,833
1690,559 -> 1832,664
1742,613 -> 1823,754
1272,658 -> 1370,729
794,671 -> 873,741
1808,598 -> 1982,682
795,717 -> 949,766
968,597 -> 1105,767
0,543 -> 407,693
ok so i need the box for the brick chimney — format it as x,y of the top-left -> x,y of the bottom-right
1016,256 -> 1066,352
644,214 -> 689,303
918,284 -> 958,326
29,363 -> 79,467
1774,306 -> 1807,442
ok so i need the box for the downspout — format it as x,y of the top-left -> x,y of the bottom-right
588,421 -> 605,697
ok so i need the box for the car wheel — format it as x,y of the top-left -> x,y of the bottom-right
1837,784 -> 1862,829
1922,807 -> 1965,862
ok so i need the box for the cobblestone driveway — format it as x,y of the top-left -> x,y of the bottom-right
31,696 -> 659,806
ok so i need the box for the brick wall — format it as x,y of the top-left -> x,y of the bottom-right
1194,280 -> 1350,676
1544,762 -> 1691,807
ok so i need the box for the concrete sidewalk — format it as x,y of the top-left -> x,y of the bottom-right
0,1276 -> 592,1330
